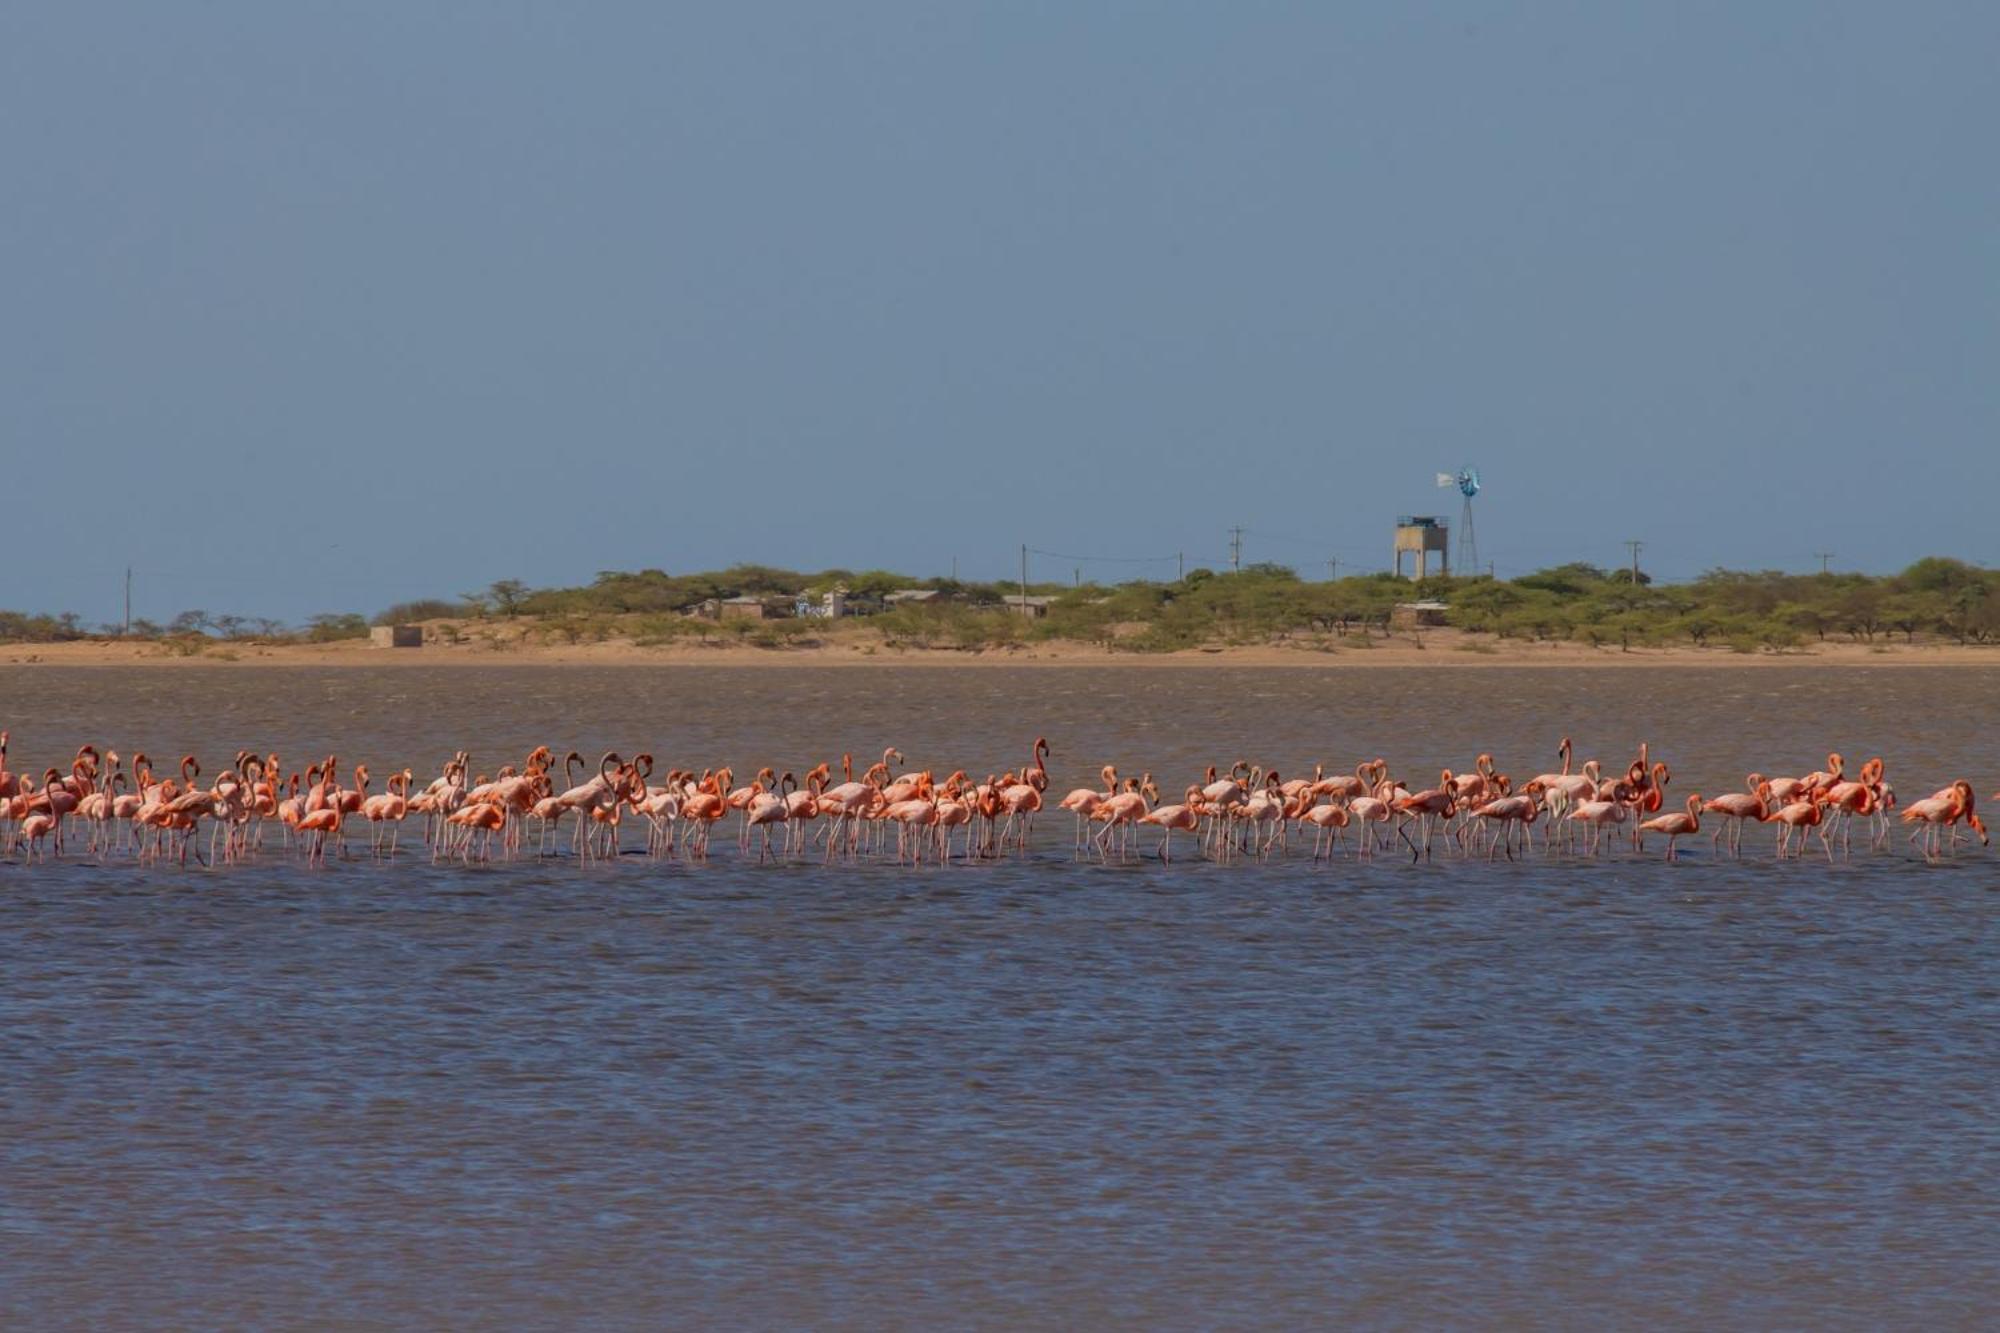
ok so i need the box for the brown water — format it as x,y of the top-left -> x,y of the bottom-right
3,665 -> 1996,1327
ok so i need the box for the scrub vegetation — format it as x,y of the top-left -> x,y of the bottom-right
8,558 -> 1994,655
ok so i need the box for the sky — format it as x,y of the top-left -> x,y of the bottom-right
5,2 -> 1997,624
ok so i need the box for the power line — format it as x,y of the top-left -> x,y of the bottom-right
1023,546 -> 1178,565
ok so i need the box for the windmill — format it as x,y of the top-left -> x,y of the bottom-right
1435,466 -> 1481,574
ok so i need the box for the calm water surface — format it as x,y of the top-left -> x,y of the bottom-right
2,665 -> 1996,1327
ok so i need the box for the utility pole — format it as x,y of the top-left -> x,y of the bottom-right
1229,526 -> 1243,573
124,565 -> 132,636
1074,567 -> 1081,589
1814,551 -> 1834,575
1019,544 -> 1028,611
1177,551 -> 1184,582
951,556 -> 958,581
1623,540 -> 1644,584
1327,558 -> 1337,582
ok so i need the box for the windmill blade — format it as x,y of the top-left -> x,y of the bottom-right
1436,473 -> 1457,488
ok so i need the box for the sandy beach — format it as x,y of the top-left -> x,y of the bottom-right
4,627 -> 1992,669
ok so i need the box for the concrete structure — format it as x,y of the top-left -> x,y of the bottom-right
369,625 -> 422,648
1006,595 -> 1057,618
797,588 -> 848,619
717,596 -> 769,621
1391,600 -> 1450,630
1393,516 -> 1450,580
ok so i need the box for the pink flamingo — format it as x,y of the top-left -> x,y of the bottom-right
1298,796 -> 1351,861
1702,783 -> 1771,858
1091,776 -> 1156,860
1638,793 -> 1703,861
1472,794 -> 1538,860
1138,787 -> 1204,862
1059,765 -> 1119,852
1566,798 -> 1628,856
1395,771 -> 1457,860
362,769 -> 413,855
1767,799 -> 1832,862
1901,781 -> 1986,862
744,773 -> 794,862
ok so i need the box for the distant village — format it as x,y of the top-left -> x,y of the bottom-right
693,585 -> 1058,623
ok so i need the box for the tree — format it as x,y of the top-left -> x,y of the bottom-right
1884,595 -> 1928,644
305,613 -> 369,642
169,609 -> 212,635
487,580 -> 529,617
1897,557 -> 1983,595
1777,603 -> 1830,642
1676,613 -> 1718,648
1837,583 -> 1885,641
1516,563 -> 1608,597
376,599 -> 468,625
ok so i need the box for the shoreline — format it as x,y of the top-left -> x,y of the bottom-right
3,630 -> 1994,670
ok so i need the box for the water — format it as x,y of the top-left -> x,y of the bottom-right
3,665 -> 1996,1327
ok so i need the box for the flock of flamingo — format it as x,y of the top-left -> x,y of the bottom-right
0,730 -> 1990,869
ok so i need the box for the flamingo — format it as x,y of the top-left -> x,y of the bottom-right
1638,794 -> 1703,861
1818,779 -> 1878,858
444,800 -> 508,861
362,769 -> 413,855
1902,781 -> 1986,862
1059,765 -> 1119,852
1472,794 -> 1538,860
744,772 -> 794,862
1298,796 -> 1351,861
1091,776 -> 1156,860
1347,783 -> 1396,858
295,791 -> 347,866
1702,783 -> 1771,858
680,768 -> 731,858
1566,798 -> 1628,856
1768,798 -> 1832,862
1395,771 -> 1457,860
996,772 -> 1044,854
1138,787 -> 1204,862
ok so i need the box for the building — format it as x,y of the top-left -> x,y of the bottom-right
1005,595 -> 1057,618
1391,600 -> 1450,630
884,588 -> 942,606
1394,516 -> 1450,580
718,596 -> 773,621
369,625 -> 422,648
797,587 -> 848,619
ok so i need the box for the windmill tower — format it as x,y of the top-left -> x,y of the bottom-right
1436,466 -> 1481,574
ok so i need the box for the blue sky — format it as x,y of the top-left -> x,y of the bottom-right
6,2 -> 1996,623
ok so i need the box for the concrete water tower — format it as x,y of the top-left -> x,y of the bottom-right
1393,515 -> 1450,580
